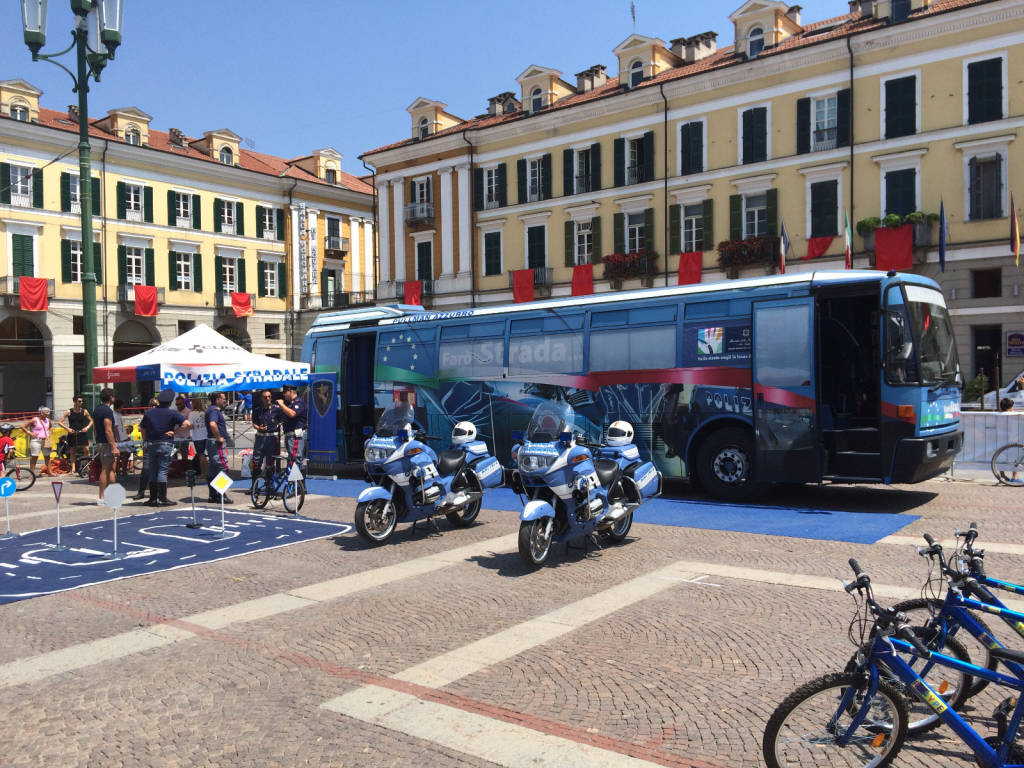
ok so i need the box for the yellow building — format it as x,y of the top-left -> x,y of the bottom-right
0,80 -> 375,412
362,0 -> 1024,388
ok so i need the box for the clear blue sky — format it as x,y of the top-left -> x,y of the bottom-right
1,1 -> 855,177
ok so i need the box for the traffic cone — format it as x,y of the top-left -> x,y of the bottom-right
188,443 -> 196,459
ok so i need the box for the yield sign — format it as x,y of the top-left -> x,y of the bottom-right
52,480 -> 63,503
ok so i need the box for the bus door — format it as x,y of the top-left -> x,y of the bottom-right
751,298 -> 820,483
342,332 -> 376,462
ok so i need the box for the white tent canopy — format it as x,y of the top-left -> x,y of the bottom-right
93,323 -> 310,393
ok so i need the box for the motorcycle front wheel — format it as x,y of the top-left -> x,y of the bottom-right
518,518 -> 553,569
355,498 -> 397,544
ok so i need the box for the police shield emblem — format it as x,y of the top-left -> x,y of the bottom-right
313,380 -> 334,418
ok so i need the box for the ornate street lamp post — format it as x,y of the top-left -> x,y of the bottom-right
21,0 -> 124,408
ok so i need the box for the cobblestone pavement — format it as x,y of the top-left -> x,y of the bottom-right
0,471 -> 1021,767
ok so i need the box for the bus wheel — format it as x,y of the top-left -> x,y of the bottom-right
696,427 -> 764,501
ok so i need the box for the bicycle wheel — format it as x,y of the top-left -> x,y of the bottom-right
892,597 -> 997,699
763,672 -> 908,768
250,475 -> 270,509
991,444 -> 1024,486
281,480 -> 305,513
6,466 -> 36,492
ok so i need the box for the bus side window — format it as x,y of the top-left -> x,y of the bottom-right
885,311 -> 915,384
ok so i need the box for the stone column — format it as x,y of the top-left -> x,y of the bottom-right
456,163 -> 471,276
439,167 -> 455,277
349,217 -> 361,291
363,219 -> 374,293
392,179 -> 406,282
378,181 -> 391,285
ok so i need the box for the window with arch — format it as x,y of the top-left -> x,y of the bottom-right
531,87 -> 543,113
10,102 -> 29,122
630,60 -> 644,88
124,125 -> 141,145
219,146 -> 233,165
418,117 -> 429,140
747,26 -> 764,58
325,167 -> 337,184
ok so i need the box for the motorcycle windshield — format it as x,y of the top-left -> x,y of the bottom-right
375,402 -> 416,437
526,401 -> 575,443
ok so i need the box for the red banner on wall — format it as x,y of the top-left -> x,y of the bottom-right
18,277 -> 48,311
403,280 -> 422,306
512,269 -> 534,303
231,291 -> 253,317
874,224 -> 913,272
677,252 -> 703,285
133,285 -> 158,316
571,264 -> 593,296
803,236 -> 834,261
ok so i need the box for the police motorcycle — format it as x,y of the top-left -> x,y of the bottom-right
510,400 -> 662,569
355,402 -> 504,544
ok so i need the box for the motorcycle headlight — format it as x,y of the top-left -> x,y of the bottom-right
519,453 -> 556,472
364,445 -> 391,463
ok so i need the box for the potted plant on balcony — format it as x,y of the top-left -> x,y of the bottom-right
903,211 -> 939,246
716,235 -> 780,279
855,216 -> 881,252
602,250 -> 659,288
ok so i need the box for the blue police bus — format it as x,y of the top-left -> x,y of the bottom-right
301,270 -> 961,500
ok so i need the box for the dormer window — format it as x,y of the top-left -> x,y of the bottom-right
629,60 -> 644,88
418,117 -> 429,140
325,168 -> 337,184
531,88 -> 543,113
504,100 -> 517,114
748,27 -> 764,58
219,146 -> 233,165
124,126 -> 140,145
11,103 -> 28,122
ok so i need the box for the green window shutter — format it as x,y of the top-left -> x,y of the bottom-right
145,248 -> 155,286
215,255 -> 223,298
277,262 -> 286,296
238,258 -> 247,293
483,232 -> 501,276
702,199 -> 714,252
167,190 -> 176,225
257,260 -> 266,297
796,98 -> 811,154
642,132 -> 655,183
117,244 -> 127,284
143,186 -> 153,223
214,198 -> 223,233
516,159 -> 527,204
320,268 -> 330,305
473,167 -> 484,211
590,143 -> 601,192
116,181 -> 126,219
669,204 -> 681,254
729,195 -> 742,240
968,58 -> 1002,124
885,169 -> 916,217
12,234 -> 33,277
61,239 -> 73,283
613,138 -> 625,187
766,189 -> 778,236
91,177 -> 100,216
836,88 -> 851,148
31,168 -> 43,208
193,253 -> 203,293
643,208 -> 654,252
613,212 -> 625,254
0,164 -> 10,204
885,76 -> 916,138
61,172 -> 71,212
255,205 -> 264,238
591,216 -> 602,264
192,194 -> 201,230
93,243 -> 102,284
563,149 -> 574,197
541,154 -> 552,200
564,220 -> 575,267
276,208 -> 285,240
235,202 -> 244,236
168,251 -> 178,291
811,181 -> 839,237
496,163 -> 507,207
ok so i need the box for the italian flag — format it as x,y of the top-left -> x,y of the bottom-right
844,211 -> 853,269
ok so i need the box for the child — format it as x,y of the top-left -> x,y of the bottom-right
0,423 -> 15,474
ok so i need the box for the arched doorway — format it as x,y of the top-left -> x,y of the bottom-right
112,320 -> 158,406
217,324 -> 251,351
0,316 -> 46,414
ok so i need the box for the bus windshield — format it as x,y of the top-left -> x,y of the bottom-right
375,402 -> 416,437
526,400 -> 575,443
905,286 -> 958,386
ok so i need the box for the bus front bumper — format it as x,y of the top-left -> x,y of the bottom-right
891,430 -> 962,483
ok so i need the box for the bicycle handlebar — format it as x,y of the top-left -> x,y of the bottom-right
846,559 -> 933,657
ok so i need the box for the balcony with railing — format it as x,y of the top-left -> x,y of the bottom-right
575,175 -> 591,194
483,195 -> 500,210
325,235 -> 350,256
398,279 -> 435,298
117,285 -> 166,305
214,291 -> 254,312
318,290 -> 376,310
812,127 -> 838,152
627,165 -> 646,185
507,267 -> 553,288
0,276 -> 55,304
405,202 -> 434,224
527,184 -> 542,203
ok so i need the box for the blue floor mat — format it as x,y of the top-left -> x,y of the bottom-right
304,478 -> 915,545
0,508 -> 352,605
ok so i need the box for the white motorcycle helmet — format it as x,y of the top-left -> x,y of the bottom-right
606,420 -> 634,446
451,421 -> 477,446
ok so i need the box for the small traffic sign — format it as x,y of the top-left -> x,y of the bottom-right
0,478 -> 16,498
103,483 -> 127,508
51,480 -> 63,503
210,471 -> 232,496
287,463 -> 304,482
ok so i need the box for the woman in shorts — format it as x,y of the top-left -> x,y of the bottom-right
59,395 -> 93,472
23,406 -> 54,476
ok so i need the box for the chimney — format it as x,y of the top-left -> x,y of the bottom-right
850,0 -> 873,16
168,127 -> 187,147
575,65 -> 608,93
786,5 -> 802,25
669,32 -> 718,63
67,104 -> 79,123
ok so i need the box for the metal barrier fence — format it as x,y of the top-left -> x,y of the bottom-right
955,411 -> 1024,468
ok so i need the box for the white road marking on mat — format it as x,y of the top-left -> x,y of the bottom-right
0,563 -> 18,569
322,687 -> 658,768
0,533 -> 517,689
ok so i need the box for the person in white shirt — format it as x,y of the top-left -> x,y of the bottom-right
189,396 -> 208,475
172,394 -> 193,462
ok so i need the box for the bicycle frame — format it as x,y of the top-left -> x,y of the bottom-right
928,592 -> 1024,679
